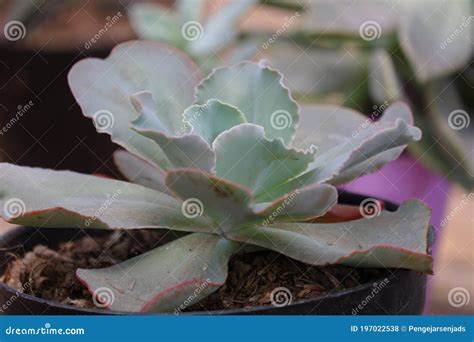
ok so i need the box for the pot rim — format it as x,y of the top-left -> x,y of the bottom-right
0,191 -> 427,315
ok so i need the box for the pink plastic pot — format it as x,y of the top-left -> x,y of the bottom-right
342,153 -> 450,236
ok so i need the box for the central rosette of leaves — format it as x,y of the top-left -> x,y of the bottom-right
0,41 -> 432,312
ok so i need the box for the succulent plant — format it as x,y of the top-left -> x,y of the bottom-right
263,0 -> 473,189
128,0 -> 257,72
0,41 -> 433,313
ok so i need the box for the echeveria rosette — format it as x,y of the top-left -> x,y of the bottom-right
0,41 -> 432,313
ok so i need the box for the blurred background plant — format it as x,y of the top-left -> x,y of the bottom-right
128,0 -> 258,72
260,0 -> 473,191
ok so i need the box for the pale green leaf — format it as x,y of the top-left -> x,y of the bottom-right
183,100 -> 246,145
113,150 -> 168,194
213,124 -> 314,199
229,200 -> 433,273
0,163 -> 213,232
77,233 -> 240,312
165,169 -> 337,231
129,3 -> 185,48
68,41 -> 202,169
195,61 -> 299,145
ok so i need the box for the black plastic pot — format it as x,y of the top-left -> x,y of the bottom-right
0,192 -> 429,315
